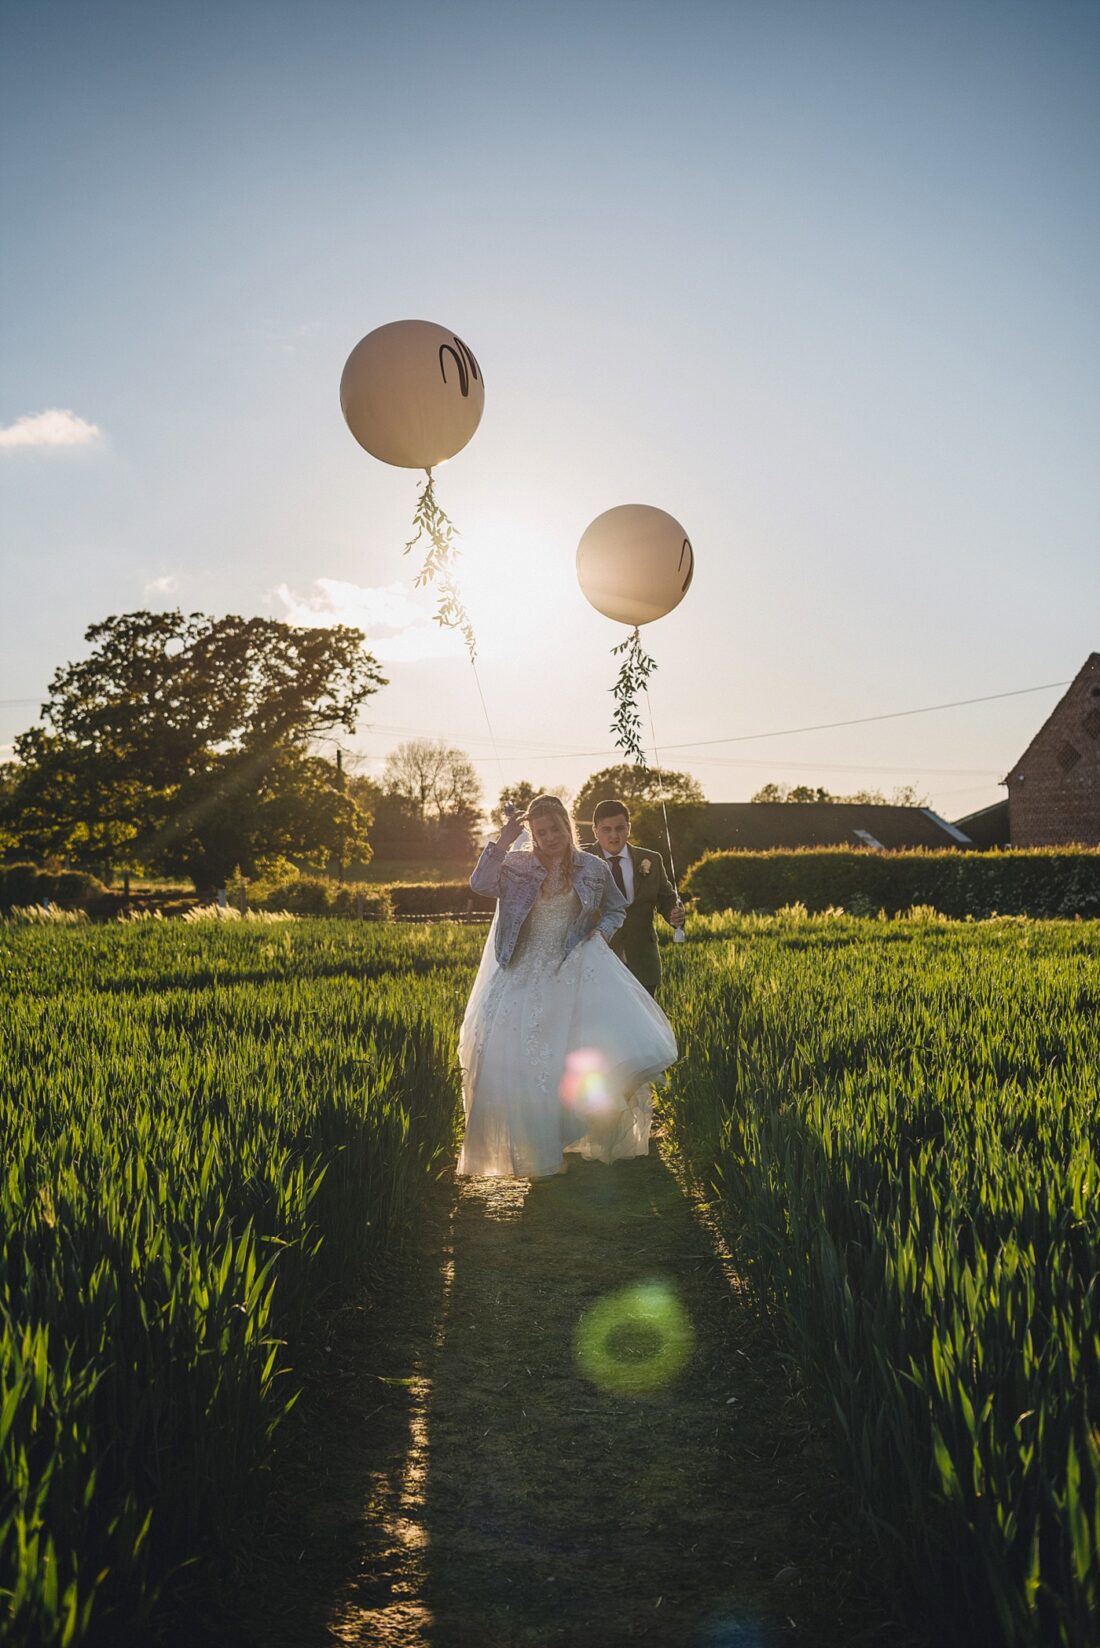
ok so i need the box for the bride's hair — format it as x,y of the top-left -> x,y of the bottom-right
525,795 -> 577,889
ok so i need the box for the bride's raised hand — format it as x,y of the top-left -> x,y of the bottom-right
497,806 -> 527,848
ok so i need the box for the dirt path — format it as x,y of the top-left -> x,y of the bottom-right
211,1148 -> 920,1648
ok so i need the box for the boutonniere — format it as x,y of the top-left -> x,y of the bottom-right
639,858 -> 652,876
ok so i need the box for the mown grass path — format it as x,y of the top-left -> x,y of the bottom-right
217,1148 -> 919,1648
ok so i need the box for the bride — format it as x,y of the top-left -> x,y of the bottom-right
457,794 -> 678,1179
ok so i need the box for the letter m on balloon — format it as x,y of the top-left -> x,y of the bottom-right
438,335 -> 481,397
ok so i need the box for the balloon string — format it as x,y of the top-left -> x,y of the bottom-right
406,473 -> 502,799
642,683 -> 679,897
471,655 -> 505,780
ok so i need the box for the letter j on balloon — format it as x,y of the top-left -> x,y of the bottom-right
340,319 -> 484,657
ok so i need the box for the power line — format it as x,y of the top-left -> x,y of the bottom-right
352,745 -> 1002,781
646,680 -> 1072,755
4,676 -> 1068,772
509,679 -> 1070,761
353,679 -> 1067,767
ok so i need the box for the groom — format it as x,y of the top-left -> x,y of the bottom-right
584,799 -> 684,997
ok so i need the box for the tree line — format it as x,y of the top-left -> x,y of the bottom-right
0,610 -> 707,891
0,608 -> 925,892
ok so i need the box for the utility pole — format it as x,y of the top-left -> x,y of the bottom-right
336,745 -> 346,884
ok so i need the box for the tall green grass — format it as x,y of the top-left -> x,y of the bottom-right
0,920 -> 479,1645
661,912 -> 1100,1647
5,914 -> 1098,1645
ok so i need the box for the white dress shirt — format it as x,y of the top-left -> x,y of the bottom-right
601,847 -> 635,904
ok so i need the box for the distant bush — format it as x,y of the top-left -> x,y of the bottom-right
256,878 -> 492,921
385,881 -> 494,917
0,861 -> 110,914
251,876 -> 393,921
682,847 -> 1100,920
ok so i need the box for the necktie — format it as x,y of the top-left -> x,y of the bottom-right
609,854 -> 627,897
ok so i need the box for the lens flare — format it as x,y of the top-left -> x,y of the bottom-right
559,1047 -> 613,1116
574,1278 -> 694,1397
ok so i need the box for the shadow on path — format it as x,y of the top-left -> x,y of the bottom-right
322,1153 -> 889,1647
212,1149 -> 923,1648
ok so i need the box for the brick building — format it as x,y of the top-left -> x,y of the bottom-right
1003,653 -> 1100,846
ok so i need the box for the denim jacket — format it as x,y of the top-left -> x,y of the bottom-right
470,841 -> 627,968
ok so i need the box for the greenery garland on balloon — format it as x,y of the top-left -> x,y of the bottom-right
576,503 -> 694,941
576,504 -> 694,764
340,319 -> 483,658
338,329 -> 696,868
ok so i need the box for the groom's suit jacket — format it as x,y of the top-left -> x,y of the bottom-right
582,843 -> 677,997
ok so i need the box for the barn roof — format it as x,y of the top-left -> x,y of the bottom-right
1004,653 -> 1100,783
693,802 -> 971,851
951,799 -> 1010,849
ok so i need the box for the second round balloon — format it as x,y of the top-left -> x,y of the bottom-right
576,504 -> 694,627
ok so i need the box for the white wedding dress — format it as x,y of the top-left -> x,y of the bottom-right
457,884 -> 678,1178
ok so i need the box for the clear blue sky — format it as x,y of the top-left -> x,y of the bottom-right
2,0 -> 1097,817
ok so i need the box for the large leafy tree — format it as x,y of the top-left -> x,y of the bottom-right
572,763 -> 704,825
0,762 -> 22,860
3,610 -> 386,889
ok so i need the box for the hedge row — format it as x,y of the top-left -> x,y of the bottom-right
13,851 -> 1100,923
0,863 -> 489,922
682,847 -> 1100,919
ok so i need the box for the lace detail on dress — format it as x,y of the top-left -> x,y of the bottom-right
512,886 -> 579,964
513,890 -> 579,1097
470,890 -> 579,1100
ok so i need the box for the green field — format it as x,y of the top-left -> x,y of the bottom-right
2,914 -> 1097,1646
663,911 -> 1100,1645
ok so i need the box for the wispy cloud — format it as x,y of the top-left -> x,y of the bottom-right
0,408 -> 103,450
270,578 -> 463,663
144,574 -> 180,596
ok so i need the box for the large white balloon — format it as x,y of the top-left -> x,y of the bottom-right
576,504 -> 694,627
340,320 -> 485,469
